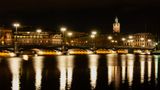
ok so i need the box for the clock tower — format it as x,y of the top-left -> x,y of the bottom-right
113,17 -> 120,33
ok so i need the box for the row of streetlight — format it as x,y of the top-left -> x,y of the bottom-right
60,27 -> 73,37
90,31 -> 97,50
13,23 -> 20,53
12,23 -> 156,52
60,27 -> 73,52
107,35 -> 154,48
107,35 -> 152,42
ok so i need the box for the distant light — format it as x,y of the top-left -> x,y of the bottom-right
148,39 -> 152,42
122,38 -> 126,41
92,31 -> 97,35
115,40 -> 118,43
91,35 -> 95,38
130,40 -> 134,42
129,35 -> 133,39
27,32 -> 30,34
13,23 -> 20,27
68,32 -> 73,36
9,52 -> 16,57
22,55 -> 29,61
60,27 -> 67,32
155,43 -> 158,45
111,40 -> 114,43
71,40 -> 74,43
36,29 -> 42,33
108,36 -> 113,40
140,38 -> 144,41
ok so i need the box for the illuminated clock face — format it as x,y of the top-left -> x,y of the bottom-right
113,23 -> 120,33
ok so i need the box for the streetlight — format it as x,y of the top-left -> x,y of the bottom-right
115,40 -> 118,43
13,23 -> 20,53
67,32 -> 72,37
90,34 -> 95,50
129,35 -> 133,39
36,29 -> 42,33
67,32 -> 73,46
92,31 -> 97,35
91,31 -> 97,50
111,40 -> 114,43
60,27 -> 67,32
13,23 -> 20,34
60,27 -> 67,52
140,37 -> 144,41
108,36 -> 113,40
91,34 -> 95,38
122,38 -> 126,41
147,39 -> 152,42
60,27 -> 67,42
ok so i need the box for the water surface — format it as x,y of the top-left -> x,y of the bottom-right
0,54 -> 160,90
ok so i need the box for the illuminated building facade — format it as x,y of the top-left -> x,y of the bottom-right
51,34 -> 62,45
0,28 -> 156,49
15,31 -> 51,45
113,17 -> 120,33
124,33 -> 156,48
15,31 -> 62,46
0,29 -> 12,45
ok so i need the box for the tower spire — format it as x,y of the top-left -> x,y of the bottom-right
115,16 -> 118,23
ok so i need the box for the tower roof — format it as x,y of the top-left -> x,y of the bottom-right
115,17 -> 118,23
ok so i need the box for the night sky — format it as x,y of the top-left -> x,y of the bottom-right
0,0 -> 160,34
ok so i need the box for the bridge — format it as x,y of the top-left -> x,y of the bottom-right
0,44 -> 155,51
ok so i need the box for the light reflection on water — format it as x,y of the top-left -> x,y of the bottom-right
126,54 -> 134,86
154,55 -> 158,84
57,55 -> 74,90
7,57 -> 22,90
147,55 -> 152,82
33,56 -> 44,90
121,54 -> 126,83
107,54 -> 118,85
0,54 -> 159,90
88,54 -> 99,90
140,55 -> 145,83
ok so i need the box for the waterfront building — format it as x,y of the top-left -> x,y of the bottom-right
51,34 -> 62,45
0,28 -> 12,45
123,33 -> 156,49
15,31 -> 52,46
0,27 -> 156,49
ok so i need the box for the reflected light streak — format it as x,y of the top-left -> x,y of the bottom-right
147,55 -> 152,81
107,54 -> 117,85
8,57 -> 22,90
127,59 -> 134,86
60,67 -> 66,90
126,54 -> 135,60
88,55 -> 99,89
140,55 -> 145,83
33,56 -> 44,90
108,66 -> 114,85
154,55 -> 158,84
66,55 -> 74,90
22,55 -> 29,61
57,56 -> 67,90
121,55 -> 126,83
67,67 -> 73,89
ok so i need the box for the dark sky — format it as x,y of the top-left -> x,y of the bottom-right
0,0 -> 160,33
